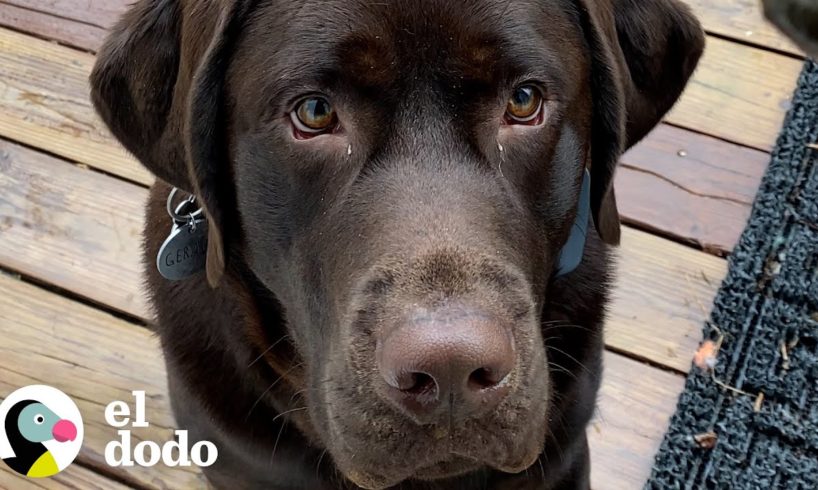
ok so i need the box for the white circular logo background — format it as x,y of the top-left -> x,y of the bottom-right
0,385 -> 84,477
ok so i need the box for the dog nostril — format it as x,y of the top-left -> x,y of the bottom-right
404,372 -> 437,396
377,306 -> 516,423
468,367 -> 503,390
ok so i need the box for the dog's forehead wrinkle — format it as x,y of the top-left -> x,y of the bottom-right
251,0 -> 565,97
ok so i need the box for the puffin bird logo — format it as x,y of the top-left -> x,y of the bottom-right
0,386 -> 83,478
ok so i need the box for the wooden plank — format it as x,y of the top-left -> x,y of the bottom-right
617,124 -> 769,254
0,138 -> 716,372
609,227 -> 725,373
590,353 -> 684,490
1,0 -> 126,31
1,463 -> 129,490
666,36 -> 802,152
682,0 -> 802,56
0,273 -> 207,489
0,272 -> 681,489
0,139 -> 148,319
0,27 -> 151,185
0,2 -> 107,52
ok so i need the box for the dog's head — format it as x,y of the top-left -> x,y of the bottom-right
91,1 -> 702,487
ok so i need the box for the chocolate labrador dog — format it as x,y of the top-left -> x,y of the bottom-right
91,1 -> 703,488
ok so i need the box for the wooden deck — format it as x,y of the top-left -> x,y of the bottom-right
0,1 -> 805,488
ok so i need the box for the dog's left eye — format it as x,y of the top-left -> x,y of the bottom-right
291,96 -> 338,138
505,85 -> 544,125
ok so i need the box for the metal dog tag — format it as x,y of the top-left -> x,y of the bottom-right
157,191 -> 209,281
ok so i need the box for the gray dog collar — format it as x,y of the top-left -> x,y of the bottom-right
554,169 -> 591,278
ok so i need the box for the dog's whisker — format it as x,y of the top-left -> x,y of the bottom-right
548,362 -> 579,382
547,428 -> 565,464
315,448 -> 328,476
288,388 -> 308,406
272,406 -> 308,424
245,362 -> 304,421
248,334 -> 291,368
545,345 -> 592,376
269,418 -> 288,466
541,322 -> 595,334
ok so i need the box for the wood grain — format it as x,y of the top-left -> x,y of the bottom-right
0,138 -> 717,372
0,1 -> 107,52
0,463 -> 130,490
0,273 -> 207,489
0,27 -> 151,185
617,124 -> 770,254
0,0 -> 126,32
0,139 -> 149,318
610,228 -> 726,373
666,36 -> 801,152
682,0 -> 802,56
589,353 -> 685,490
0,272 -> 681,489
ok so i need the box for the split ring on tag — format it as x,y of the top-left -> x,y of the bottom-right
157,189 -> 209,281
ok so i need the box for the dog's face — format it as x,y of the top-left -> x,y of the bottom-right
230,3 -> 590,484
91,0 -> 703,488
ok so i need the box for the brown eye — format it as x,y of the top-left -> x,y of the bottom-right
505,85 -> 543,124
292,96 -> 337,134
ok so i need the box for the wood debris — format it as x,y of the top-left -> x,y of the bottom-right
710,371 -> 755,398
754,392 -> 765,413
694,431 -> 718,449
780,340 -> 791,370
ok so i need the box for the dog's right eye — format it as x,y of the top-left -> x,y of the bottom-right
291,96 -> 338,138
505,85 -> 545,125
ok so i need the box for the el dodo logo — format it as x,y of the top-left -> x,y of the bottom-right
0,385 -> 83,478
104,391 -> 217,468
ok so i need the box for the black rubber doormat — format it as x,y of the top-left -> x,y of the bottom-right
646,61 -> 818,489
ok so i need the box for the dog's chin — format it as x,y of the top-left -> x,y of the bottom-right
343,456 -> 480,490
339,448 -> 543,490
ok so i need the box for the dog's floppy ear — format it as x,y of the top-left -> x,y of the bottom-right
91,0 -> 249,287
576,0 -> 705,245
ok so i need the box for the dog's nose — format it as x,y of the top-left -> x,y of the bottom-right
376,307 -> 515,424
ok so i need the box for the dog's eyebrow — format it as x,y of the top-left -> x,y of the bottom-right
250,6 -> 572,109
334,34 -> 399,90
